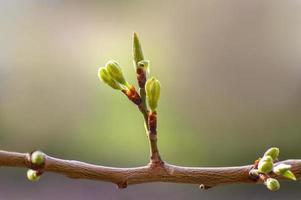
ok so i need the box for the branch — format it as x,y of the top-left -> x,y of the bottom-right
3,33 -> 298,192
0,150 -> 300,189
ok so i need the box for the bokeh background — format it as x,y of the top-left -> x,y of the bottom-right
0,0 -> 301,199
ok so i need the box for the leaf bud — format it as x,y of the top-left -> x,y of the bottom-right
98,67 -> 122,90
274,164 -> 296,181
138,60 -> 150,72
27,169 -> 40,181
264,147 -> 279,161
258,155 -> 273,174
145,77 -> 161,111
106,60 -> 127,85
31,151 -> 45,166
265,178 -> 280,191
133,32 -> 144,66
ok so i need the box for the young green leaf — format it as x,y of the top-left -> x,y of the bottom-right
133,32 -> 144,66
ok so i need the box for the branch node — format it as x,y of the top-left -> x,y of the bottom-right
27,151 -> 45,175
199,184 -> 212,190
249,169 -> 260,182
117,181 -> 128,189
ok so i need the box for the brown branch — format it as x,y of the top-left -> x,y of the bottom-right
136,67 -> 148,123
0,150 -> 300,189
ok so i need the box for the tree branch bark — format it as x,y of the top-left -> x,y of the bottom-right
0,150 -> 299,189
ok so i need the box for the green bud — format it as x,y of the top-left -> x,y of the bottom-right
264,147 -> 279,161
282,170 -> 297,181
98,67 -> 122,90
27,169 -> 40,181
273,164 -> 291,174
133,32 -> 144,66
31,151 -> 45,165
258,155 -> 273,174
145,77 -> 161,111
265,178 -> 280,191
106,60 -> 127,85
273,164 -> 296,180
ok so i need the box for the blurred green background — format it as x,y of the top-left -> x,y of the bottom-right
0,0 -> 301,199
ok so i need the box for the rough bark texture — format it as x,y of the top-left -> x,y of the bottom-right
0,150 -> 299,189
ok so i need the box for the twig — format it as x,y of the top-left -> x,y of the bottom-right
133,32 -> 162,164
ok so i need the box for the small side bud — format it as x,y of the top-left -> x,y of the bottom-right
138,60 -> 150,72
282,170 -> 297,181
145,77 -> 161,111
106,60 -> 127,86
265,178 -> 280,191
273,164 -> 291,174
133,32 -> 144,66
98,67 -> 122,90
27,169 -> 40,181
274,164 -> 296,181
264,147 -> 279,161
31,151 -> 45,166
258,156 -> 273,174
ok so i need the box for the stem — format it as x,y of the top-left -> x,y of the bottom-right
148,111 -> 162,164
132,32 -> 162,164
136,68 -> 149,128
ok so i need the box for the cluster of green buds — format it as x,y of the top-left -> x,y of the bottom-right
98,60 -> 130,90
257,147 -> 279,174
98,32 -> 161,112
255,147 -> 296,191
27,150 -> 45,182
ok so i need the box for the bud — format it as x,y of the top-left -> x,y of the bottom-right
273,164 -> 291,174
138,60 -> 150,73
145,77 -> 161,111
282,170 -> 297,181
98,67 -> 122,90
281,170 -> 297,181
274,164 -> 296,181
258,155 -> 273,174
27,169 -> 40,181
265,178 -> 280,191
133,32 -> 144,66
31,151 -> 45,166
106,60 -> 127,85
264,147 -> 279,161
